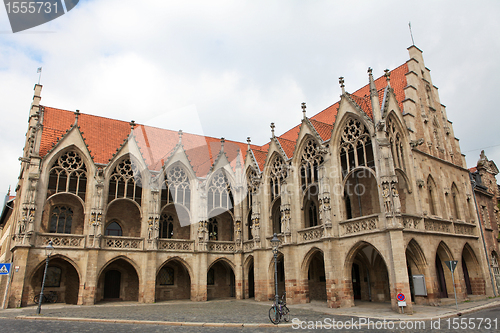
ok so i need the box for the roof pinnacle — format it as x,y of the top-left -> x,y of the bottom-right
270,123 -> 275,138
220,137 -> 225,151
301,102 -> 307,120
178,130 -> 183,143
384,69 -> 391,87
74,109 -> 80,126
339,77 -> 345,94
130,120 -> 136,130
247,137 -> 251,151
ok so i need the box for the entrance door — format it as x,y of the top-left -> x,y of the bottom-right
435,256 -> 448,298
352,263 -> 361,300
104,270 -> 121,299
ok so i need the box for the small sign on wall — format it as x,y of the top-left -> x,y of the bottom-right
412,274 -> 427,296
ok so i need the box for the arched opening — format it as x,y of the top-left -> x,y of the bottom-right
427,176 -> 437,216
159,205 -> 190,239
271,198 -> 282,234
29,257 -> 80,305
105,199 -> 141,237
491,252 -> 500,293
245,257 -> 255,299
450,183 -> 461,221
247,210 -> 253,240
41,194 -> 84,234
269,253 -> 286,298
107,157 -> 143,205
307,251 -> 327,302
396,169 -> 415,214
97,258 -> 139,302
47,150 -> 87,200
346,243 -> 390,305
304,185 -> 320,228
207,210 -> 234,241
105,220 -> 122,236
339,118 -> 374,177
435,242 -> 453,299
405,239 -> 428,304
461,244 -> 485,296
343,169 -> 379,219
207,260 -> 235,300
155,259 -> 191,301
162,165 -> 191,211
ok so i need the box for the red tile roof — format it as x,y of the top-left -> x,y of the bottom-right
38,62 -> 409,174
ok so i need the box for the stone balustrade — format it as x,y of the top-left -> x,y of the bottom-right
207,241 -> 236,253
37,233 -> 85,248
339,214 -> 379,236
102,236 -> 143,250
423,217 -> 452,233
158,239 -> 194,252
243,240 -> 255,252
297,225 -> 324,243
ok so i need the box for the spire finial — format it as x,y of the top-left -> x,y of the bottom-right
301,102 -> 307,120
270,123 -> 275,138
130,120 -> 136,130
368,67 -> 373,76
339,77 -> 345,94
384,69 -> 391,87
178,130 -> 183,143
247,137 -> 251,151
74,109 -> 80,125
220,137 -> 225,151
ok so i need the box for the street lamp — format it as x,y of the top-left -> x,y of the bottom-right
271,233 -> 280,309
36,240 -> 54,315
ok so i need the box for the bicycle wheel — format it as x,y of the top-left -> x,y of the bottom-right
269,306 -> 280,324
33,294 -> 40,304
282,305 -> 290,322
51,293 -> 58,303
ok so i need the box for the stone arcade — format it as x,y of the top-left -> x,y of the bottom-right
1,45 -> 499,313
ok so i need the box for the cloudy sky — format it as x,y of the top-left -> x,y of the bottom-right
1,0 -> 499,200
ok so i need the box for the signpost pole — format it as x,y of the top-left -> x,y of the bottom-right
451,268 -> 458,311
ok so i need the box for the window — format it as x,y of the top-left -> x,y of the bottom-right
427,176 -> 437,216
207,171 -> 233,212
162,166 -> 191,210
269,156 -> 287,203
386,116 -> 406,171
108,158 -> 142,204
208,218 -> 218,240
308,201 -> 319,227
159,214 -> 174,239
339,118 -> 374,177
47,151 -> 87,200
158,267 -> 174,285
105,221 -> 122,236
49,206 -> 73,234
300,139 -> 324,191
451,183 -> 460,220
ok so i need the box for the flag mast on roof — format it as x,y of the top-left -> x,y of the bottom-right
37,67 -> 42,85
409,22 -> 415,46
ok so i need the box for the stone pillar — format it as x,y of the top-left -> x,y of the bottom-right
192,251 -> 207,301
8,246 -> 30,308
386,230 -> 413,313
81,249 -> 99,305
253,249 -> 268,302
142,251 -> 157,303
234,253 -> 243,300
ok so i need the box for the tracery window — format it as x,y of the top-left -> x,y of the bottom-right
105,221 -> 122,236
269,155 -> 287,202
207,170 -> 233,212
108,158 -> 142,204
158,266 -> 174,285
451,183 -> 461,220
307,201 -> 319,227
162,165 -> 191,210
208,217 -> 218,240
386,117 -> 406,171
47,151 -> 87,200
300,139 -> 324,191
49,205 -> 73,234
339,118 -> 374,177
159,213 -> 174,239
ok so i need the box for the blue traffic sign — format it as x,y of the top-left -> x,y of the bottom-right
0,263 -> 11,275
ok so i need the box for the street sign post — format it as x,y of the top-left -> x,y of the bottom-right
445,260 -> 459,311
397,293 -> 406,313
0,264 -> 11,275
0,263 -> 12,309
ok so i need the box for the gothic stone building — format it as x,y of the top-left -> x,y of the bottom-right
2,45 -> 499,313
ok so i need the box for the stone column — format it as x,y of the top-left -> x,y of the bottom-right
81,249 -> 99,305
8,247 -> 30,308
142,251 -> 157,303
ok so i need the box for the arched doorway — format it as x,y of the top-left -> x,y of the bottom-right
461,244 -> 485,296
346,242 -> 390,305
269,253 -> 286,298
435,242 -> 454,299
245,256 -> 255,299
207,260 -> 235,300
307,251 -> 327,302
156,259 -> 191,301
98,258 -> 139,302
105,199 -> 141,237
30,256 -> 80,305
343,169 -> 380,219
405,239 -> 428,304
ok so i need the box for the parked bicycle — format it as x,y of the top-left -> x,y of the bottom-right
269,292 -> 290,324
34,291 -> 58,304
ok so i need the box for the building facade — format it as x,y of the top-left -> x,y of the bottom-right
1,45 -> 499,313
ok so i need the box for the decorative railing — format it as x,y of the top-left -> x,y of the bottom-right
298,225 -> 324,243
157,239 -> 194,251
454,223 -> 476,236
402,214 -> 423,230
37,233 -> 85,248
102,236 -> 143,250
207,241 -> 236,253
423,217 -> 452,233
243,240 -> 255,252
339,214 -> 379,236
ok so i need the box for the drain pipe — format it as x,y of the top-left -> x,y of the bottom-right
471,179 -> 497,297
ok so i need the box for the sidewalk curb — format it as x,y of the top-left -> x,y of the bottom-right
15,315 -> 293,328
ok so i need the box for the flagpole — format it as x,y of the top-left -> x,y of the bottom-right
409,22 -> 415,46
37,67 -> 42,85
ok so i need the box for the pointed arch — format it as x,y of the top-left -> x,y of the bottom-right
155,257 -> 192,301
46,148 -> 89,201
267,152 -> 288,203
461,243 -> 485,295
386,111 -> 408,172
296,135 -> 325,191
106,155 -> 144,205
207,168 -> 235,213
450,182 -> 461,221
161,162 -> 193,211
426,175 -> 438,216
